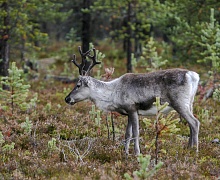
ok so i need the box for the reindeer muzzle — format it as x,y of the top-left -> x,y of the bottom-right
65,96 -> 75,105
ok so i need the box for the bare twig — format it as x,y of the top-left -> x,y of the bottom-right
60,137 -> 95,164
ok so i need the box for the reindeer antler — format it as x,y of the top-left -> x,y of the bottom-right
72,46 -> 101,76
71,46 -> 91,75
85,48 -> 101,76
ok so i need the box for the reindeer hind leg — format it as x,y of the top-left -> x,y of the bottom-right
176,105 -> 200,152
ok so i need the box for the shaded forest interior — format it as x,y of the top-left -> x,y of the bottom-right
0,0 -> 220,179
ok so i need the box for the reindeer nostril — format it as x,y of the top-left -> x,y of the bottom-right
65,96 -> 71,103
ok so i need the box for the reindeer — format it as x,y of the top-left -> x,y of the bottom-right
65,47 -> 200,155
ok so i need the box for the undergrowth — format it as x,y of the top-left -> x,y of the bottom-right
0,43 -> 220,179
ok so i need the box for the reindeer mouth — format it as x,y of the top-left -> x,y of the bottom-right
69,101 -> 75,105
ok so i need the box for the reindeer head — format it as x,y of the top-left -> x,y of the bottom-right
65,46 -> 101,105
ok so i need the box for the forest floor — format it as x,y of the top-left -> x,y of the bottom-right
0,46 -> 220,179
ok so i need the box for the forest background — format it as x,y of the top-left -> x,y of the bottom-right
0,0 -> 220,179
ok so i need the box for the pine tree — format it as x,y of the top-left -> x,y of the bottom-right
124,154 -> 163,180
198,8 -> 220,74
0,0 -> 70,78
0,62 -> 30,114
91,0 -> 152,72
140,37 -> 168,71
148,0 -> 220,64
143,97 -> 180,164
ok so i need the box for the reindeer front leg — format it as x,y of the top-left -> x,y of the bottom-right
125,117 -> 132,155
125,111 -> 140,155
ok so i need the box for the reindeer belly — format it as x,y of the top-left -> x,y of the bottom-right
138,105 -> 173,116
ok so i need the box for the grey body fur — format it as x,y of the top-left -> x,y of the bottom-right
65,68 -> 200,155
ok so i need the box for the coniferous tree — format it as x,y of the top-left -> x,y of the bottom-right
147,0 -> 220,64
0,0 -> 69,81
198,8 -> 220,74
139,37 -> 168,71
91,0 -> 152,72
0,62 -> 30,114
0,1 -> 9,87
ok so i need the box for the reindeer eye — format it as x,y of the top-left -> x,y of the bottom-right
76,81 -> 82,88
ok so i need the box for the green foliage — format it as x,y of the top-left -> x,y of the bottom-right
91,0 -> 153,72
213,88 -> 220,102
44,102 -> 52,113
89,105 -> 97,120
28,92 -> 39,111
92,0 -> 151,40
58,27 -> 81,64
63,87 -> 71,94
88,105 -> 118,138
2,142 -> 15,153
89,43 -> 105,79
0,131 -> 5,146
143,97 -> 180,163
89,105 -> 101,126
95,110 -> 101,127
148,0 -> 220,64
131,53 -> 138,72
0,0 -> 71,59
198,108 -> 211,123
140,37 -> 168,71
65,27 -> 79,43
0,57 -> 219,178
21,117 -> 33,134
124,154 -> 163,180
1,1 -> 220,178
0,131 -> 15,163
0,62 -> 30,113
60,62 -> 72,76
48,138 -> 58,152
197,9 -> 220,73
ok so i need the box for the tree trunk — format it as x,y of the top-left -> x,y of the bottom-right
135,37 -> 142,60
82,0 -> 91,52
0,2 -> 10,89
21,37 -> 25,62
81,0 -> 92,73
126,2 -> 132,73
